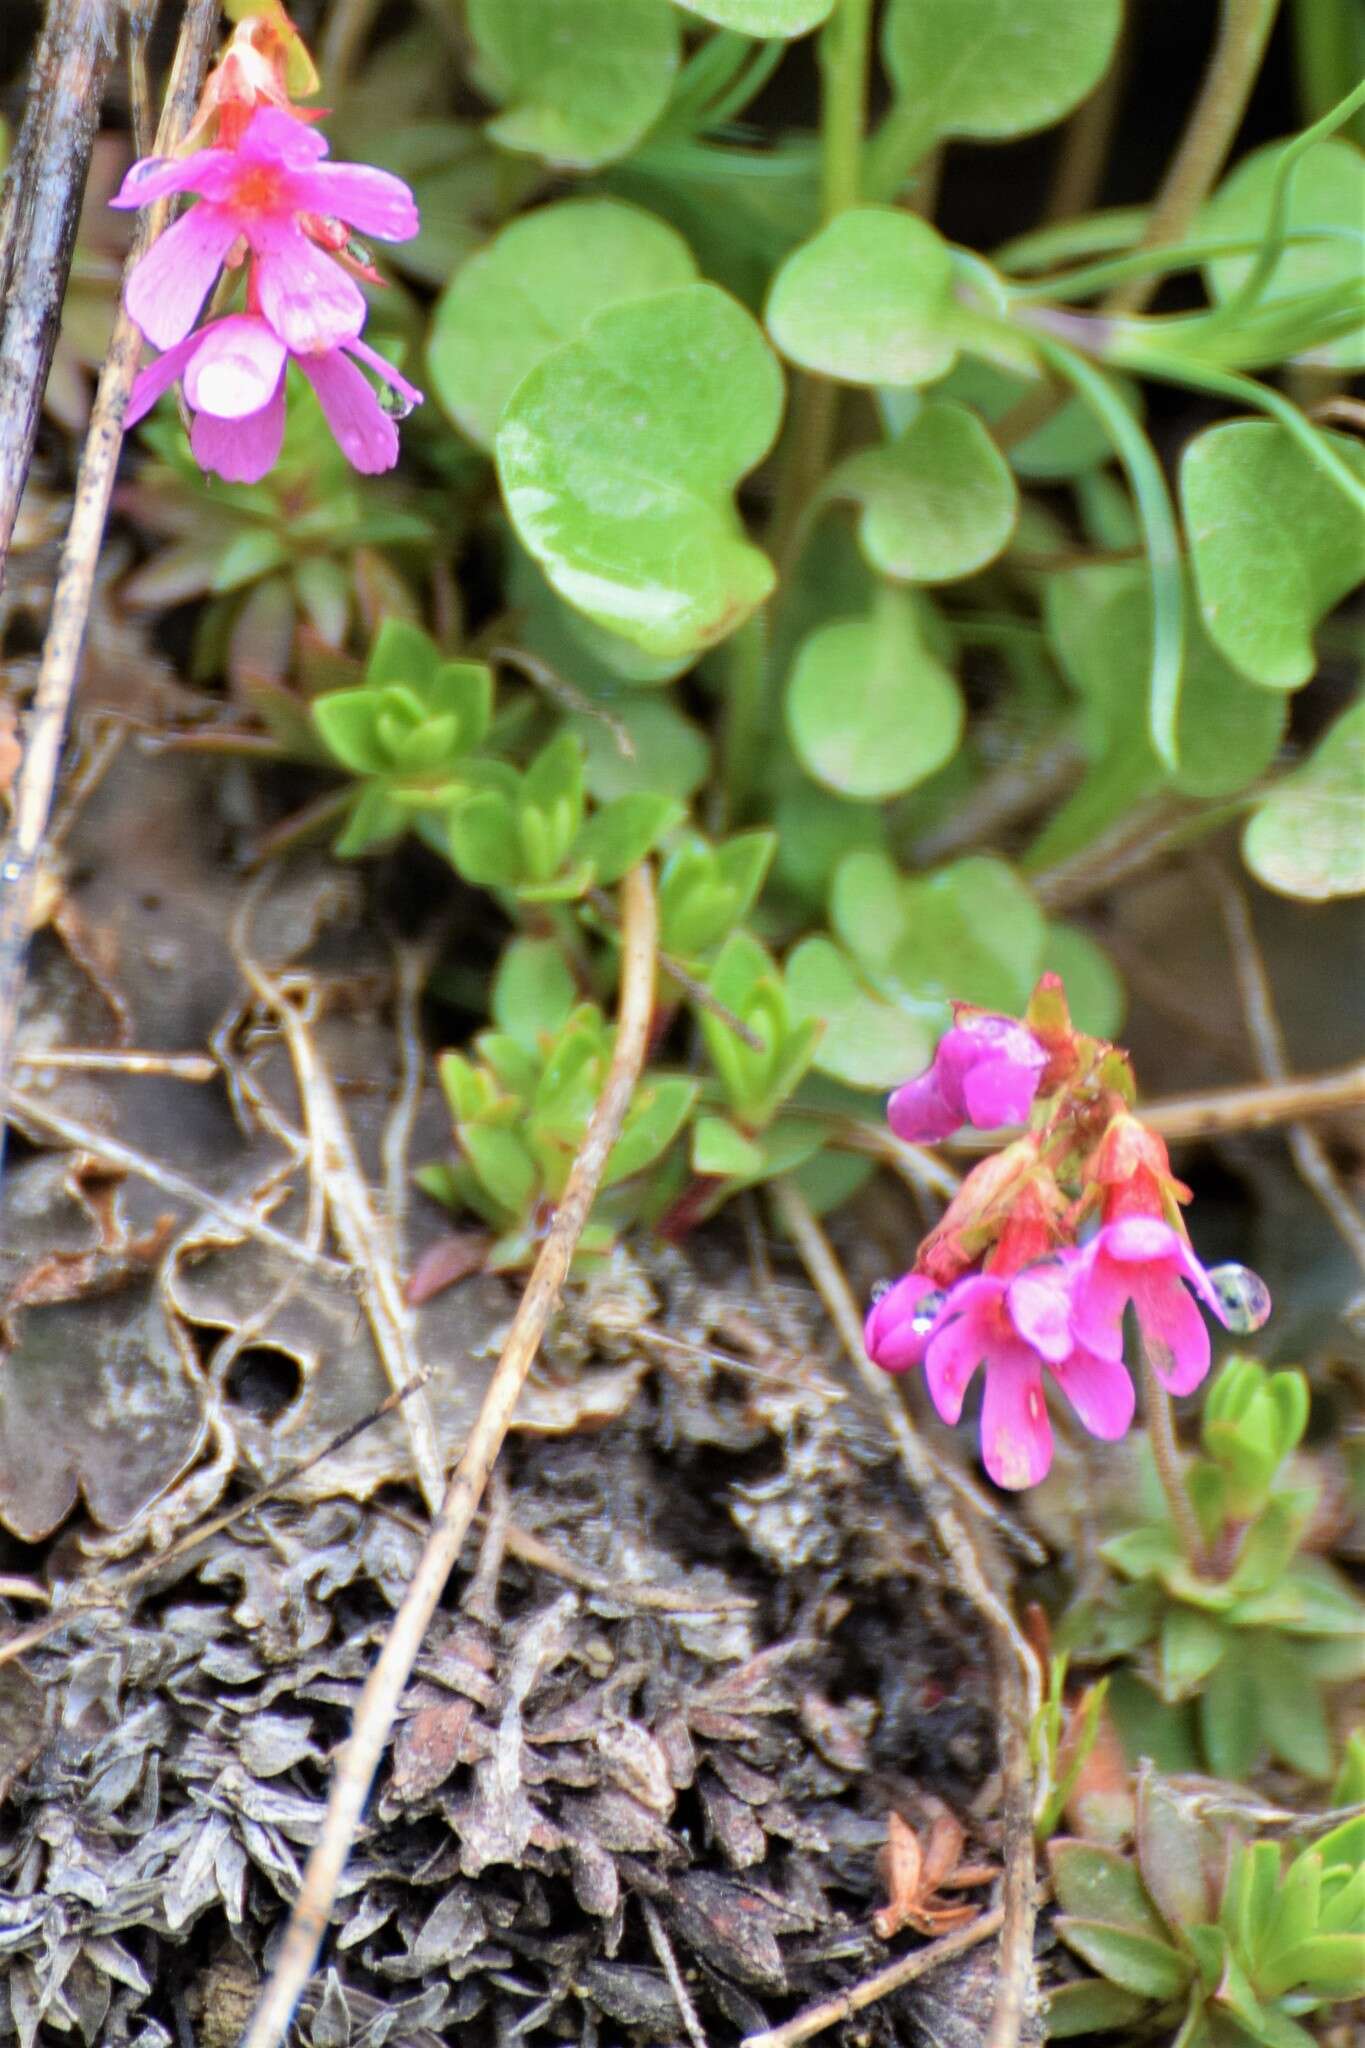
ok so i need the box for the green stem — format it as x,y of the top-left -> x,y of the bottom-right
1106,0 -> 1281,314
1290,0 -> 1365,131
1138,1339 -> 1207,1570
718,611 -> 767,826
767,0 -> 873,578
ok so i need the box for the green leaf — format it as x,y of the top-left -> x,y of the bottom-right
313,689 -> 389,775
1136,1776 -> 1213,1930
1181,422 -> 1365,690
467,0 -> 679,169
448,788 -> 522,888
1203,137 -> 1365,369
1261,1933 -> 1365,1998
1048,1843 -> 1168,1940
766,208 -> 960,387
497,283 -> 784,660
576,792 -> 684,883
693,1114 -> 767,1179
429,199 -> 697,449
571,698 -> 712,804
834,401 -> 1018,583
673,0 -> 833,30
936,356 -> 1140,480
1055,1920 -> 1191,2001
882,0 -> 1122,143
1199,1646 -> 1262,1781
785,588 -> 964,798
492,938 -> 579,1054
1254,1644 -> 1333,1779
1160,1608 -> 1228,1699
604,1076 -> 697,1185
212,526 -> 288,592
1044,1981 -> 1152,2038
366,617 -> 440,692
832,851 -> 1047,1016
333,782 -> 407,856
462,1123 -> 539,1217
1242,696 -> 1365,901
786,936 -> 938,1089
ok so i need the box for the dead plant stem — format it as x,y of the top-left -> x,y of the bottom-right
740,1906 -> 1005,2048
0,0 -> 222,1183
239,863 -> 659,2048
1137,1338 -> 1206,1569
771,1181 -> 1040,2048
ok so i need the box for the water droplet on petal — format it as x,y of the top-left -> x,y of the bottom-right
1206,1263 -> 1271,1335
377,382 -> 416,420
911,1288 -> 948,1335
870,1279 -> 891,1304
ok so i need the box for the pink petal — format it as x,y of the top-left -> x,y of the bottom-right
1129,1267 -> 1211,1395
865,1272 -> 938,1374
1069,1245 -> 1131,1361
1168,1235 -> 1229,1321
295,348 -> 398,474
1007,1263 -> 1074,1365
923,1282 -> 997,1424
980,1354 -> 1053,1490
347,334 -> 423,410
887,1072 -> 959,1143
1101,1215 -> 1181,1264
251,219 -> 366,353
184,314 -> 287,419
124,204 -> 240,348
960,1052 -> 1039,1129
238,105 -> 330,168
110,149 -> 225,208
289,161 -> 420,240
123,331 -> 201,427
1049,1344 -> 1135,1441
190,379 -> 286,483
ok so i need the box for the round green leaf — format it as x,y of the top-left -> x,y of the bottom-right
786,936 -> 938,1089
785,589 -> 963,798
1203,137 -> 1365,369
883,0 -> 1122,143
836,401 -> 1018,582
570,696 -> 711,803
429,200 -> 697,449
672,0 -> 834,32
1181,420 -> 1365,690
765,208 -> 959,387
832,849 -> 1047,1014
493,937 -> 580,1052
934,356 -> 1141,480
467,0 -> 679,169
1242,697 -> 1365,901
496,283 -> 784,660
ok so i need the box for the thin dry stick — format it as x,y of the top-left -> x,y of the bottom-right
586,887 -> 764,1051
240,862 -> 659,2048
0,1375 -> 431,1672
1137,1337 -> 1207,1569
0,0 -> 114,592
740,1905 -> 1004,2048
642,1896 -> 711,2048
5,1083 -> 351,1279
770,1182 -> 1040,2048
1209,866 -> 1365,1274
0,0 -> 222,1181
14,1047 -> 217,1079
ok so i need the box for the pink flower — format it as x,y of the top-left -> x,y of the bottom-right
124,312 -> 422,483
110,106 -> 418,354
1070,1216 -> 1245,1396
889,1013 -> 1047,1144
864,1272 -> 944,1374
922,1262 -> 1134,1490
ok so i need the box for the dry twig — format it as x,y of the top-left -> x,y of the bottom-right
240,862 -> 659,2048
0,0 -> 223,1180
739,1906 -> 1005,2048
1208,864 -> 1365,1273
771,1181 -> 1041,2048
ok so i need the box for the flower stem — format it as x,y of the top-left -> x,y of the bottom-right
1105,0 -> 1281,314
1137,1339 -> 1206,1569
718,611 -> 767,826
767,0 -> 872,578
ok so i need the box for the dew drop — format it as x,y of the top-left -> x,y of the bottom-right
911,1288 -> 948,1334
1206,1263 -> 1271,1335
377,383 -> 417,420
869,1279 -> 891,1304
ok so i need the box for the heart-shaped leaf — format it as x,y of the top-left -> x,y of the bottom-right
766,207 -> 960,387
467,0 -> 679,169
672,0 -> 834,33
832,849 -> 1047,1014
496,283 -> 784,659
1181,421 -> 1365,689
786,587 -> 963,798
786,935 -> 939,1088
1203,137 -> 1365,369
834,400 -> 1018,582
882,0 -> 1122,143
430,199 -> 697,448
1242,697 -> 1365,901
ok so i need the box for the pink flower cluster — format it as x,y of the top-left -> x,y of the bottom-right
867,992 -> 1269,1490
113,101 -> 421,481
